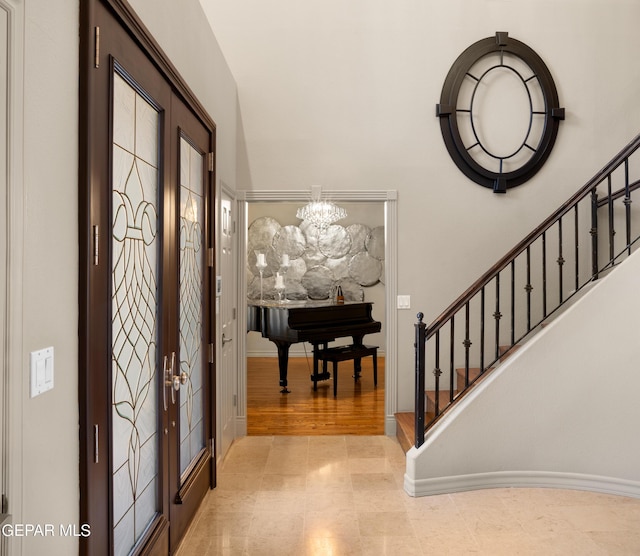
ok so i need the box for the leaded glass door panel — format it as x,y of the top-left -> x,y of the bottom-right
178,136 -> 206,479
111,68 -> 162,556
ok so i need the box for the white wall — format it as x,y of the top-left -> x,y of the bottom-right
405,248 -> 640,497
128,0 -> 238,192
18,1 -> 79,554
200,0 -> 640,411
15,1 -> 237,555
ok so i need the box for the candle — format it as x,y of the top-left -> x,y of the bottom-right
275,273 -> 284,288
257,253 -> 266,266
282,253 -> 289,266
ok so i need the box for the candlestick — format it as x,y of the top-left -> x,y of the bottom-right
275,272 -> 285,302
279,257 -> 290,302
255,251 -> 268,302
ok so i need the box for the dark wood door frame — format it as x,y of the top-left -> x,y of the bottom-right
79,1 -> 216,554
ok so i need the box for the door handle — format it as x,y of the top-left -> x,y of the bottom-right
163,354 -> 171,410
163,352 -> 182,404
172,371 -> 187,391
222,333 -> 233,345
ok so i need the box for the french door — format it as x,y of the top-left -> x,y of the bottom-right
80,1 -> 216,554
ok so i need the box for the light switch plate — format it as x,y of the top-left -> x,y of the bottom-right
30,347 -> 54,398
397,295 -> 411,309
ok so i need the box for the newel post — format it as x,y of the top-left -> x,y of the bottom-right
414,312 -> 426,448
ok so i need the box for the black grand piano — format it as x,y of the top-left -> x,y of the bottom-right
247,300 -> 381,392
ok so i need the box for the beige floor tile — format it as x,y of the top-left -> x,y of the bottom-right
205,536 -> 250,556
249,510 -> 305,538
403,491 -> 455,512
305,490 -> 355,512
347,456 -> 393,474
203,490 -> 257,513
512,507 -> 579,539
243,535 -> 305,556
361,535 -> 425,556
177,436 -> 640,556
346,442 -> 386,459
232,435 -> 274,447
306,468 -> 352,492
259,472 -> 307,491
611,502 -> 640,529
175,535 -> 213,555
357,510 -> 416,537
305,509 -> 359,538
219,456 -> 267,475
307,436 -> 348,452
588,529 -> 640,555
195,511 -> 254,538
304,535 -> 363,556
254,490 -> 306,513
552,503 -> 633,532
306,458 -> 351,476
535,531 -> 609,556
416,529 -> 480,555
350,472 -> 398,491
272,435 -> 310,447
308,448 -> 349,465
264,459 -> 309,475
409,508 -> 469,538
353,489 -> 407,512
215,472 -> 263,492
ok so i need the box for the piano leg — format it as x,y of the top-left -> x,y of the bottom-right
352,335 -> 365,381
273,340 -> 291,393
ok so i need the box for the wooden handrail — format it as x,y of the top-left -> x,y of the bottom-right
426,134 -> 640,338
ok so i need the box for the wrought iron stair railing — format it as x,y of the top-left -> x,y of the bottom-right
413,134 -> 640,448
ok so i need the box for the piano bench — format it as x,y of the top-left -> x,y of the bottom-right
314,345 -> 378,397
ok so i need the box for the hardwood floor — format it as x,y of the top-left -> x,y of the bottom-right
247,356 -> 385,435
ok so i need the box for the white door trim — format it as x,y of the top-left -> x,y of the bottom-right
216,180 -> 238,462
236,189 -> 398,436
1,0 -> 24,553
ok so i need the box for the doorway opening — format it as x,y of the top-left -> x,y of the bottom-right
236,190 -> 398,438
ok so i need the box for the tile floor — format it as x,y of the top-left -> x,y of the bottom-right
177,435 -> 640,555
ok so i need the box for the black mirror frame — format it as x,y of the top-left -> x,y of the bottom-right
437,32 -> 565,193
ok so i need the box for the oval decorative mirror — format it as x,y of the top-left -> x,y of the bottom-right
437,32 -> 565,193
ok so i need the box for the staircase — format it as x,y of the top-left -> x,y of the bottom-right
397,134 -> 640,452
395,345 -> 517,452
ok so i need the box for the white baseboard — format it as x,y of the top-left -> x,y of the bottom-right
235,416 -> 247,437
403,469 -> 640,499
385,415 -> 397,436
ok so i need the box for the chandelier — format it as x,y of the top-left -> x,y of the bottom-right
296,199 -> 347,231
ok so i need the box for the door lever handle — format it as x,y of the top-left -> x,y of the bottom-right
163,355 -> 170,411
222,333 -> 233,345
172,371 -> 187,391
